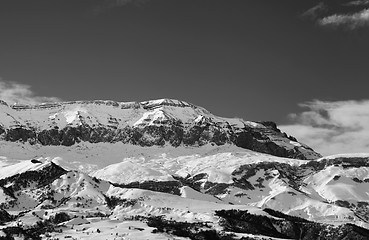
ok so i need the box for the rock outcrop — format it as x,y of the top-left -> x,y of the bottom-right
0,98 -> 321,160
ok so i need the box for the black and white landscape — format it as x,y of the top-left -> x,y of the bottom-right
1,0 -> 369,239
0,99 -> 368,239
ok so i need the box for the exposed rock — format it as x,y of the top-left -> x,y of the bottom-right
0,98 -> 321,159
216,209 -> 369,240
0,208 -> 12,223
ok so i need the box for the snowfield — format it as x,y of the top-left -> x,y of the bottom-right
0,144 -> 368,238
0,99 -> 367,239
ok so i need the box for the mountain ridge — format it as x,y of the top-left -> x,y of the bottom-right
0,98 -> 321,160
6,98 -> 196,111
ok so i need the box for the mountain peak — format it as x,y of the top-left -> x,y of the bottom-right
0,98 -> 321,160
3,98 -> 197,111
140,98 -> 195,109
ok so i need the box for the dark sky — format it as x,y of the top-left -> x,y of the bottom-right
1,0 -> 369,124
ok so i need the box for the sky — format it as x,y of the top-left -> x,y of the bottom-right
0,0 -> 369,155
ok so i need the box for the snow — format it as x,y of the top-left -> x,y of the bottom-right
0,141 -> 305,181
133,108 -> 171,126
180,186 -> 222,203
48,106 -> 90,127
194,115 -> 204,123
0,142 -> 368,235
141,98 -> 191,107
289,140 -> 302,147
0,159 -> 52,180
231,232 -> 290,240
107,187 -> 271,223
1,98 -> 313,161
92,158 -> 175,183
304,165 -> 369,202
322,153 -> 369,160
1,98 -> 369,238
51,171 -> 110,204
49,219 -> 188,240
0,140 -> 367,228
65,217 -> 90,225
63,107 -> 88,124
220,117 -> 263,128
0,188 -> 9,202
91,144 -> 306,184
0,98 -> 217,130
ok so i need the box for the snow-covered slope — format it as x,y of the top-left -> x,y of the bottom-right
2,98 -> 369,239
91,145 -> 305,184
0,98 -> 321,160
0,159 -> 50,180
0,142 -> 368,227
0,141 -> 306,172
0,153 -> 369,239
89,151 -> 369,228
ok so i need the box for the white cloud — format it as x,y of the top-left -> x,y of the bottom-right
301,1 -> 369,29
344,0 -> 369,6
280,100 -> 369,156
319,8 -> 369,29
0,79 -> 62,105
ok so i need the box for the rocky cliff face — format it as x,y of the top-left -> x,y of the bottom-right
0,98 -> 321,160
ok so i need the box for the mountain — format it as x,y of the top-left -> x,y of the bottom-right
93,151 -> 369,228
0,98 -> 320,160
1,98 -> 369,239
0,155 -> 369,239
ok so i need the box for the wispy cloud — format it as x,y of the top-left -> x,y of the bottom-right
302,2 -> 328,20
302,1 -> 369,29
319,8 -> 369,29
91,0 -> 149,15
344,0 -> 369,6
0,79 -> 62,105
280,100 -> 369,156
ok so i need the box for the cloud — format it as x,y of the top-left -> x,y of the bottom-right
0,79 -> 62,105
280,100 -> 369,156
344,0 -> 369,6
302,1 -> 369,29
319,8 -> 369,29
91,0 -> 149,15
302,2 -> 328,20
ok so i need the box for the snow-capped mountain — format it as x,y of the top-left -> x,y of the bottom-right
0,98 -> 320,160
92,151 -> 369,228
1,98 -> 369,239
1,154 -> 369,239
